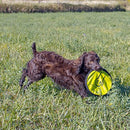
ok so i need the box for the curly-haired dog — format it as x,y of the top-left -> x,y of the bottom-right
19,43 -> 102,98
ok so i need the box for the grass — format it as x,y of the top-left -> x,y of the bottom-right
0,12 -> 130,129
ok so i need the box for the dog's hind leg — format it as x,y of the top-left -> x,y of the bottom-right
23,73 -> 46,91
23,79 -> 33,91
19,68 -> 27,88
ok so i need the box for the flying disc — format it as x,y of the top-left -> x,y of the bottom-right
85,69 -> 112,96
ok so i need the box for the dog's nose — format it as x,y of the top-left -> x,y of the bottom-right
95,66 -> 102,71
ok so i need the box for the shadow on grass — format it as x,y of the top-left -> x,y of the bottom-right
112,77 -> 129,96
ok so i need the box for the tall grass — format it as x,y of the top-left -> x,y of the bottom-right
0,1 -> 126,13
0,12 -> 130,129
0,3 -> 126,13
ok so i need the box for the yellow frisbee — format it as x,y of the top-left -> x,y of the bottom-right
85,69 -> 112,96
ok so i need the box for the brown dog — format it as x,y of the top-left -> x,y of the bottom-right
19,43 -> 102,98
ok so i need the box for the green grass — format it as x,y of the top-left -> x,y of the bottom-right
0,12 -> 130,129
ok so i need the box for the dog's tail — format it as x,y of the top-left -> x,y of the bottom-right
32,42 -> 37,57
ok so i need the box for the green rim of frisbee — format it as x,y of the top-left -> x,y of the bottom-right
85,69 -> 112,96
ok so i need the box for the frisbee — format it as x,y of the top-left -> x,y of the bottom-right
85,69 -> 112,96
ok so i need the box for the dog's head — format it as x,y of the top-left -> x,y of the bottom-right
77,51 -> 102,74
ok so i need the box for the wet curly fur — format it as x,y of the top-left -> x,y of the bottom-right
19,43 -> 102,98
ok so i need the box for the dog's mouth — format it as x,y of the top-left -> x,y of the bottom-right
95,66 -> 103,71
91,65 -> 102,71
84,65 -> 102,72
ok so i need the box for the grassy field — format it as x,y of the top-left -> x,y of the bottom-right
0,12 -> 130,129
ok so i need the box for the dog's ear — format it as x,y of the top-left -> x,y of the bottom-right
76,52 -> 87,74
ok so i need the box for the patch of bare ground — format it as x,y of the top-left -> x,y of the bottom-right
1,0 -> 120,5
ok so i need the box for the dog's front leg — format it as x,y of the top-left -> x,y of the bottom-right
72,75 -> 87,98
73,82 -> 87,98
